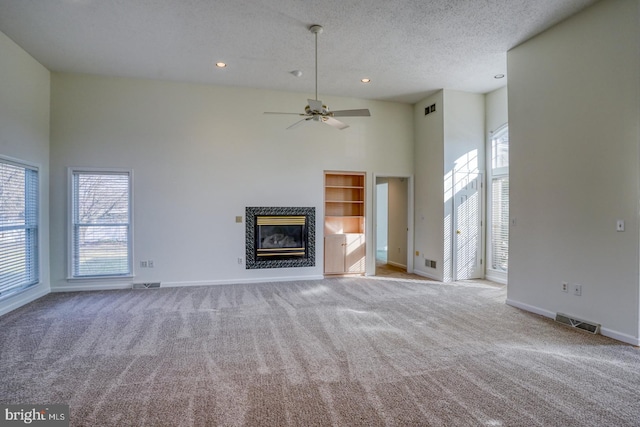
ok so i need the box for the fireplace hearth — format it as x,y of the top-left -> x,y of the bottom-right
245,207 -> 315,269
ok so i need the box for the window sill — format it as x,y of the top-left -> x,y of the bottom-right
0,282 -> 41,302
66,275 -> 134,282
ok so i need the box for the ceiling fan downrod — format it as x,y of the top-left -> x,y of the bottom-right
309,25 -> 323,102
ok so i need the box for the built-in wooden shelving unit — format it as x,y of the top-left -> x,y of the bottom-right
324,171 -> 366,275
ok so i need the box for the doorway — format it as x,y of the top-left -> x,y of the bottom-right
374,176 -> 412,275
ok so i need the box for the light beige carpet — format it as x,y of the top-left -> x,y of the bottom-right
1,277 -> 639,426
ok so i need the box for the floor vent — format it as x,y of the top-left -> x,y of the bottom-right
555,313 -> 600,334
133,282 -> 161,289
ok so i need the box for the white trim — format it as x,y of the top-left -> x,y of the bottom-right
0,155 -> 40,171
412,268 -> 441,281
505,298 -> 556,318
599,328 -> 640,347
52,275 -> 325,292
387,260 -> 407,269
506,298 -> 640,346
372,173 -> 415,275
486,123 -> 509,279
0,155 -> 41,296
67,167 -> 134,279
53,282 -> 133,292
485,269 -> 507,285
66,275 -> 134,281
0,285 -> 49,316
162,275 -> 325,288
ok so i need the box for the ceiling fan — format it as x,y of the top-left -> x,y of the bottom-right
264,25 -> 371,130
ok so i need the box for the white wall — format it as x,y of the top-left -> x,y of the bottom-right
413,90 -> 485,280
485,86 -> 508,137
414,91 -> 445,279
49,73 -> 414,290
443,90 -> 485,281
376,179 -> 388,254
507,0 -> 640,344
387,177 -> 408,268
0,31 -> 51,314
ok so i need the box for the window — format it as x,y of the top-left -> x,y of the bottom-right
489,125 -> 509,273
0,157 -> 39,296
70,169 -> 132,278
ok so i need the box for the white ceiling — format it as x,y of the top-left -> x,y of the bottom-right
0,0 -> 597,104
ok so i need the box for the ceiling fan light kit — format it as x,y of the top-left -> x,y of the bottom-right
264,24 -> 371,130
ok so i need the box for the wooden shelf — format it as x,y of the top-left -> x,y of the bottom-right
326,201 -> 364,204
325,173 -> 365,188
324,171 -> 366,275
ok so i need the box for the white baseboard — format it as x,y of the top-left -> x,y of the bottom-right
412,268 -> 441,281
599,328 -> 640,346
506,298 -> 640,346
53,282 -> 133,292
387,261 -> 407,269
0,285 -> 50,316
505,298 -> 556,319
485,270 -> 507,285
161,275 -> 325,288
52,275 -> 326,292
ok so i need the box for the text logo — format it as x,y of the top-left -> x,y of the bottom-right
0,405 -> 69,427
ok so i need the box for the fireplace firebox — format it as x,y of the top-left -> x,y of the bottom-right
245,207 -> 315,269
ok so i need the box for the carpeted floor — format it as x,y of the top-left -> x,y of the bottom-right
1,277 -> 639,426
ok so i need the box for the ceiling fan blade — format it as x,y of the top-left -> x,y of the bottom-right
307,99 -> 323,113
323,116 -> 349,130
264,112 -> 306,115
287,117 -> 313,130
330,109 -> 371,117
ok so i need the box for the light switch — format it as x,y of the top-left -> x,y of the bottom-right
616,220 -> 625,232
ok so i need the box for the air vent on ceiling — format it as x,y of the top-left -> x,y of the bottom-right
555,313 -> 600,334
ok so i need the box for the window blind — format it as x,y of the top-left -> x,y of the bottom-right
491,176 -> 509,272
0,160 -> 39,295
72,171 -> 131,277
489,124 -> 509,273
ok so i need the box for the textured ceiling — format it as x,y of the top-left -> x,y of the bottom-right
0,0 -> 597,104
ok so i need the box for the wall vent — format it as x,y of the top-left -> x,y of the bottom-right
133,282 -> 161,289
555,313 -> 600,334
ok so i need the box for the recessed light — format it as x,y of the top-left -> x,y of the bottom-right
361,78 -> 371,83
494,74 -> 505,79
215,62 -> 227,68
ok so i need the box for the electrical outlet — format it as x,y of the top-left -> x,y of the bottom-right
140,261 -> 147,268
561,282 -> 568,292
573,284 -> 582,296
148,260 -> 154,268
237,257 -> 242,264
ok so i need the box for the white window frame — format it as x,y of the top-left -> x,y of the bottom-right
486,124 -> 509,284
67,167 -> 134,279
0,155 -> 40,299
